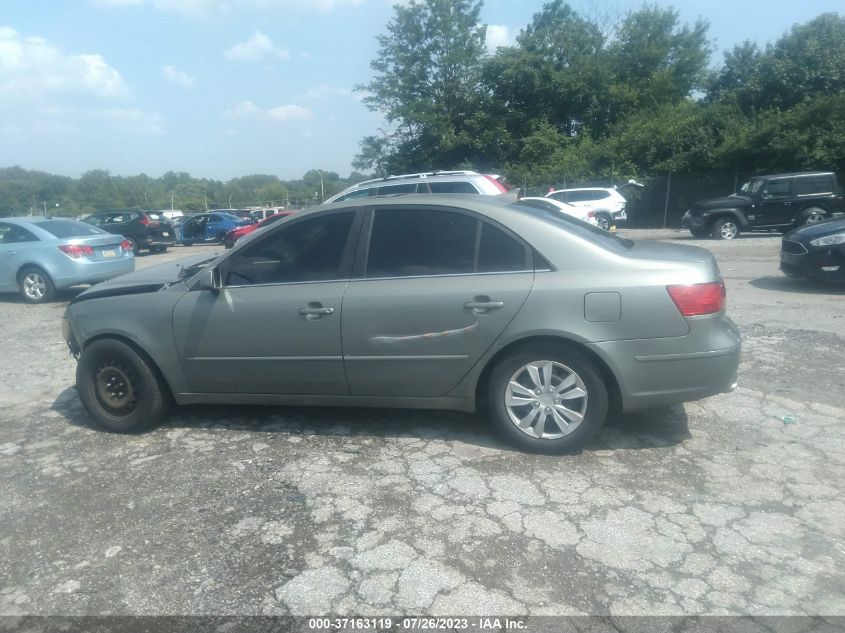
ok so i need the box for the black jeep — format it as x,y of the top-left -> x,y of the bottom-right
681,172 -> 845,240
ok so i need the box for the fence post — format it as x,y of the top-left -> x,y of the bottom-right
662,173 -> 672,228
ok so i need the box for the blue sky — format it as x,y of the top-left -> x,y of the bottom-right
1,0 -> 842,181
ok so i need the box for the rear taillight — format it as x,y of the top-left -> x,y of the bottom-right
587,210 -> 595,218
666,281 -> 726,316
58,244 -> 95,259
484,174 -> 510,193
120,239 -> 132,251
139,214 -> 151,226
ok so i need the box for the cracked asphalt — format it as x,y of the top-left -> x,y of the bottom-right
1,230 -> 843,617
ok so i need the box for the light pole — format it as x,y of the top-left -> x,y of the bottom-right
319,170 -> 324,203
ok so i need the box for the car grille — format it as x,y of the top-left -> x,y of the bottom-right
781,240 -> 808,255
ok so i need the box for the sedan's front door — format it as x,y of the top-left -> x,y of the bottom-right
341,207 -> 534,397
172,210 -> 360,395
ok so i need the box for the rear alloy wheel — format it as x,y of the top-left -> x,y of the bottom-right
595,213 -> 612,231
802,208 -> 827,225
487,346 -> 608,454
713,217 -> 739,240
77,339 -> 169,433
216,231 -> 227,244
18,267 -> 55,303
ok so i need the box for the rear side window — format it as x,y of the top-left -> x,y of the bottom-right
367,209 -> 476,277
428,181 -> 479,194
366,209 -> 529,278
34,220 -> 106,238
376,183 -> 418,195
478,223 -> 527,272
794,176 -> 834,196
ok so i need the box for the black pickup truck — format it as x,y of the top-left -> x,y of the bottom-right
681,172 -> 845,240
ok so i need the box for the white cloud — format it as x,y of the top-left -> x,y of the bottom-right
225,31 -> 289,62
486,24 -> 512,53
162,64 -> 196,88
92,0 -> 365,18
297,83 -> 354,100
0,27 -> 128,99
100,108 -> 165,135
225,100 -> 312,122
267,104 -> 312,121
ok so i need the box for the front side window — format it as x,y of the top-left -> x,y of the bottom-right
335,189 -> 373,202
366,208 -> 529,278
226,211 -> 355,286
762,179 -> 791,197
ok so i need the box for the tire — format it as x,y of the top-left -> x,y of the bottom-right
76,338 -> 170,433
486,345 -> 609,454
800,208 -> 828,225
18,266 -> 55,303
216,232 -> 227,244
595,213 -> 612,231
150,245 -> 168,253
712,217 -> 740,240
124,236 -> 139,255
689,226 -> 709,238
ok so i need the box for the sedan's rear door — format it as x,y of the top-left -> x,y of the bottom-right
341,206 -> 534,397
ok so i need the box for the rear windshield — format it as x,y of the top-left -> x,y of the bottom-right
509,203 -> 633,252
34,220 -> 107,238
146,212 -> 168,222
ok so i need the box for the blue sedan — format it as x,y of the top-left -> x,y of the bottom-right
174,212 -> 251,245
0,217 -> 135,303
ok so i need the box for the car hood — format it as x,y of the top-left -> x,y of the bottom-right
71,252 -> 221,303
784,218 -> 845,241
692,195 -> 751,210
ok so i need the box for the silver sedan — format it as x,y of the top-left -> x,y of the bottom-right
64,195 -> 740,453
0,217 -> 135,303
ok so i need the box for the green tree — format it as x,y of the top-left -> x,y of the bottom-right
355,0 -> 489,173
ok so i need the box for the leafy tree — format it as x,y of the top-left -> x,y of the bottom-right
355,0 -> 489,173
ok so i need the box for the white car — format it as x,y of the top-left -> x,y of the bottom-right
517,197 -> 599,226
546,187 -> 630,230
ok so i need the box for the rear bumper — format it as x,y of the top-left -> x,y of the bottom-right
589,314 -> 741,411
611,209 -> 627,222
51,257 -> 135,289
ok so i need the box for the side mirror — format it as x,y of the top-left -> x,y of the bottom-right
198,267 -> 221,293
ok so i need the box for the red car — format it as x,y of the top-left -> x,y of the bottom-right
224,211 -> 293,248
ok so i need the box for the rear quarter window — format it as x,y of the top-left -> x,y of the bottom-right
794,176 -> 834,196
428,181 -> 479,194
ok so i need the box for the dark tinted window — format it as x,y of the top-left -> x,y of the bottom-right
377,183 -> 418,195
367,209 -> 476,278
478,223 -> 527,272
0,223 -> 39,244
35,220 -> 106,238
226,212 -> 354,286
762,179 -> 790,197
794,176 -> 833,196
335,189 -> 373,202
428,181 -> 479,194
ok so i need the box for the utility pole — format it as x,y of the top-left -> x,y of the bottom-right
170,192 -> 174,211
319,170 -> 325,203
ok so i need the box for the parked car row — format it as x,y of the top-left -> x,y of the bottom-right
0,217 -> 134,302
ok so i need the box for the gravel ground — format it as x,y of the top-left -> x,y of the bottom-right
0,232 -> 843,617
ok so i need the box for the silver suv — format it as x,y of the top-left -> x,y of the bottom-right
326,171 -> 509,203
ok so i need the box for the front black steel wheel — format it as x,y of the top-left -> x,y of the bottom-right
77,339 -> 170,433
